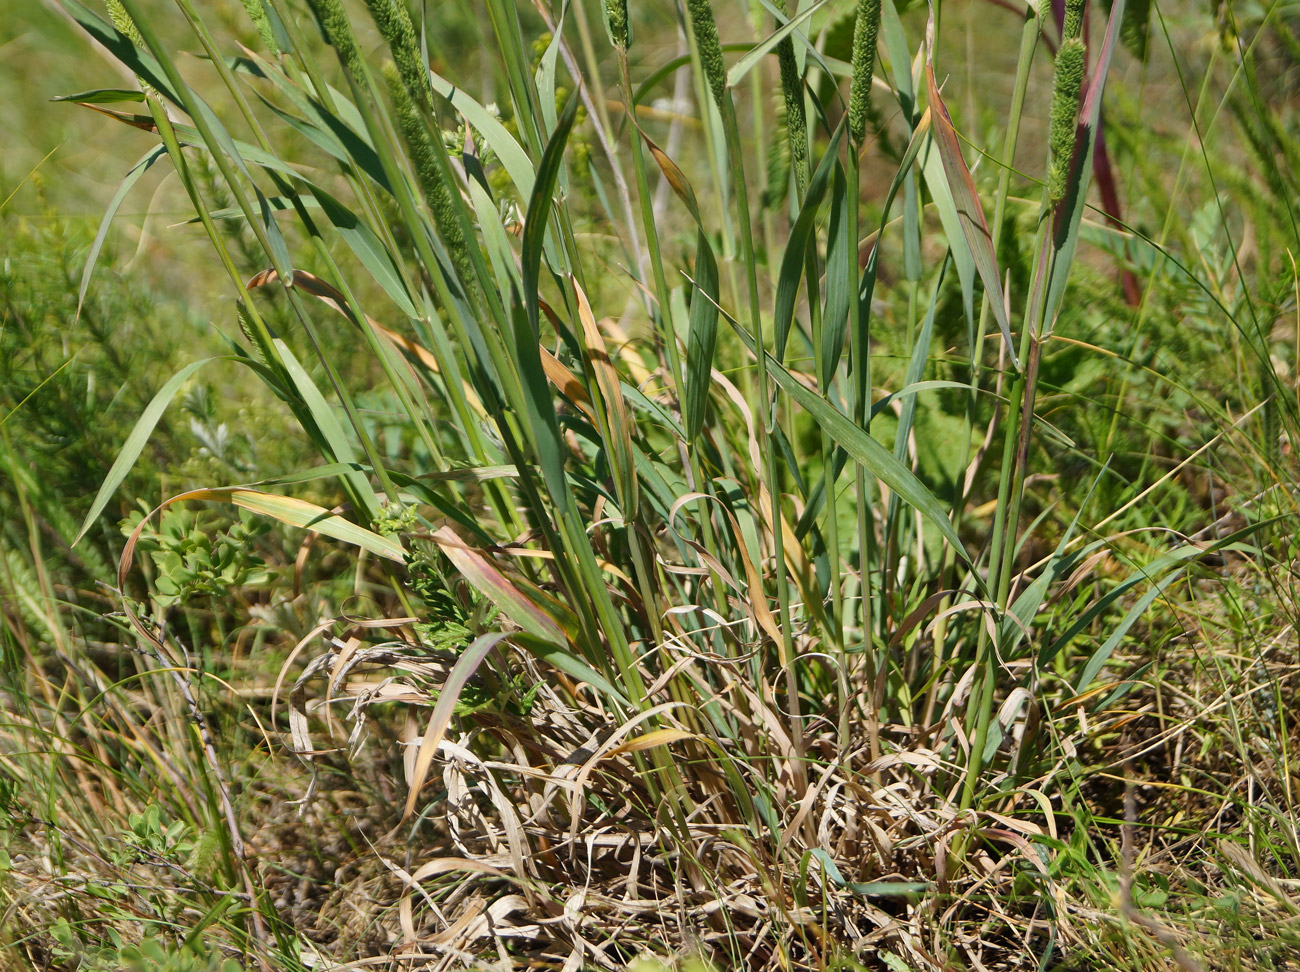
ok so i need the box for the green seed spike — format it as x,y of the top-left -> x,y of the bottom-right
364,0 -> 426,104
1063,0 -> 1087,40
774,0 -> 808,197
1047,37 -> 1086,202
603,0 -> 630,50
848,0 -> 882,148
307,0 -> 367,84
762,98 -> 793,208
105,0 -> 143,47
687,0 -> 728,110
382,63 -> 473,287
235,299 -> 273,367
239,0 -> 280,55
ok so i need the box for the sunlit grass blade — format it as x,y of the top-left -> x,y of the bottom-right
923,6 -> 1017,365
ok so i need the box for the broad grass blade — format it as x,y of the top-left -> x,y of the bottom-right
429,70 -> 535,197
684,230 -> 720,441
430,526 -> 569,645
821,162 -> 852,386
775,121 -> 845,362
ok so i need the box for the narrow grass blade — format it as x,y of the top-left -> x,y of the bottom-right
574,279 -> 638,518
77,145 -> 166,322
255,95 -> 390,191
59,0 -> 180,102
891,262 -> 946,469
638,128 -> 722,441
1039,515 -> 1284,669
312,186 -> 418,318
271,338 -> 381,519
52,87 -> 144,104
722,310 -> 968,560
510,296 -> 571,514
726,0 -> 827,87
522,91 -> 579,335
923,5 -> 1016,366
512,633 -> 630,707
880,0 -> 916,121
75,357 -> 220,545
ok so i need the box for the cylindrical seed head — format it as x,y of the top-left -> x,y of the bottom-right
365,0 -> 427,104
105,0 -> 143,47
849,0 -> 882,147
603,0 -> 630,50
239,0 -> 280,55
1047,37 -> 1086,202
307,0 -> 367,83
1063,0 -> 1087,39
687,0 -> 728,110
383,63 -> 473,287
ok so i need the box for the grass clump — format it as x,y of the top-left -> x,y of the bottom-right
1,0 -> 1299,970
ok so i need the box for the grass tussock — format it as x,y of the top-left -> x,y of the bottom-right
3,0 -> 1300,970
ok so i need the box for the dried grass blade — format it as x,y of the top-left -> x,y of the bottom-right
573,278 -> 638,518
430,526 -> 569,645
401,632 -> 509,821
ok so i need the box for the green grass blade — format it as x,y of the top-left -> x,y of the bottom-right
684,228 -> 720,441
775,121 -> 845,361
923,8 -> 1016,365
726,0 -> 827,87
723,312 -> 969,561
522,91 -> 579,336
271,338 -> 381,519
77,144 -> 166,322
821,162 -> 852,386
311,186 -> 418,318
51,87 -> 144,104
74,357 -> 222,545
